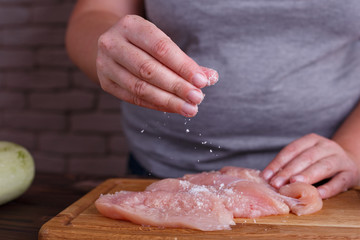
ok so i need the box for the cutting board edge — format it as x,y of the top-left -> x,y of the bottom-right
38,178 -> 122,240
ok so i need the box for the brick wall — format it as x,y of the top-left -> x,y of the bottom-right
0,0 -> 129,176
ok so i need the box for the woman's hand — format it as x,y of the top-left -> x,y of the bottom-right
261,133 -> 360,199
96,15 -> 218,117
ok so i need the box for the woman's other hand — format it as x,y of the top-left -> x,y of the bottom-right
262,133 -> 360,199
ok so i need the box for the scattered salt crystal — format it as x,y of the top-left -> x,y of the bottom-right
196,201 -> 204,208
199,133 -> 202,136
189,185 -> 210,194
218,146 -> 221,148
179,180 -> 190,189
140,129 -> 144,133
253,219 -> 257,223
224,188 -> 234,194
201,141 -> 207,145
210,149 -> 213,153
186,129 -> 190,133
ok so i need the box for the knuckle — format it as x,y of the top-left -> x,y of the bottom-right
278,144 -> 297,162
157,95 -> 175,112
98,34 -> 113,52
163,96 -> 173,109
133,80 -> 147,98
132,95 -> 143,106
118,15 -> 135,29
178,61 -> 193,79
302,150 -> 316,164
306,133 -> 321,140
153,37 -> 172,58
139,61 -> 157,80
99,78 -> 112,92
170,81 -> 184,96
284,144 -> 297,155
322,158 -> 335,172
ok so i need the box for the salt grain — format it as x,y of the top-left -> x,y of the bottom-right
224,188 -> 234,194
179,180 -> 191,189
189,185 -> 210,194
186,129 -> 190,133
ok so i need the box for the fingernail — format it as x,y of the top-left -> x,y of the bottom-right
208,69 -> 219,85
317,188 -> 326,198
262,170 -> 273,181
187,90 -> 204,105
272,177 -> 285,188
181,102 -> 198,117
192,73 -> 208,88
291,175 -> 305,183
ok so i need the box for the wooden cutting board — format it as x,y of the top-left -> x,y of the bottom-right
39,178 -> 360,239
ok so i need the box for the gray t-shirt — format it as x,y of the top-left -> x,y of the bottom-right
122,0 -> 360,178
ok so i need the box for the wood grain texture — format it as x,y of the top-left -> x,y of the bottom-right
39,179 -> 360,240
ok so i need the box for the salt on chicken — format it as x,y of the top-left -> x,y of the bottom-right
95,166 -> 323,231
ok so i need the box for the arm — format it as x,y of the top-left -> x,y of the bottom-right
65,0 -> 144,82
65,0 -> 218,117
262,102 -> 360,199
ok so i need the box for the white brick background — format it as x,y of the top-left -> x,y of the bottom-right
0,0 -> 129,176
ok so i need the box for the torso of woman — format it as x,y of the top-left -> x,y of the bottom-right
122,0 -> 360,177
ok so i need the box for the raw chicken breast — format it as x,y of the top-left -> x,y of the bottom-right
182,171 -> 241,188
95,189 -> 235,231
279,182 -> 323,216
182,169 -> 289,218
220,181 -> 290,218
220,166 -> 266,184
95,166 -> 323,231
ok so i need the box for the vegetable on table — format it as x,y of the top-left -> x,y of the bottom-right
0,141 -> 35,205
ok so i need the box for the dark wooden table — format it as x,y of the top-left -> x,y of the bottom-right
0,173 -> 110,240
